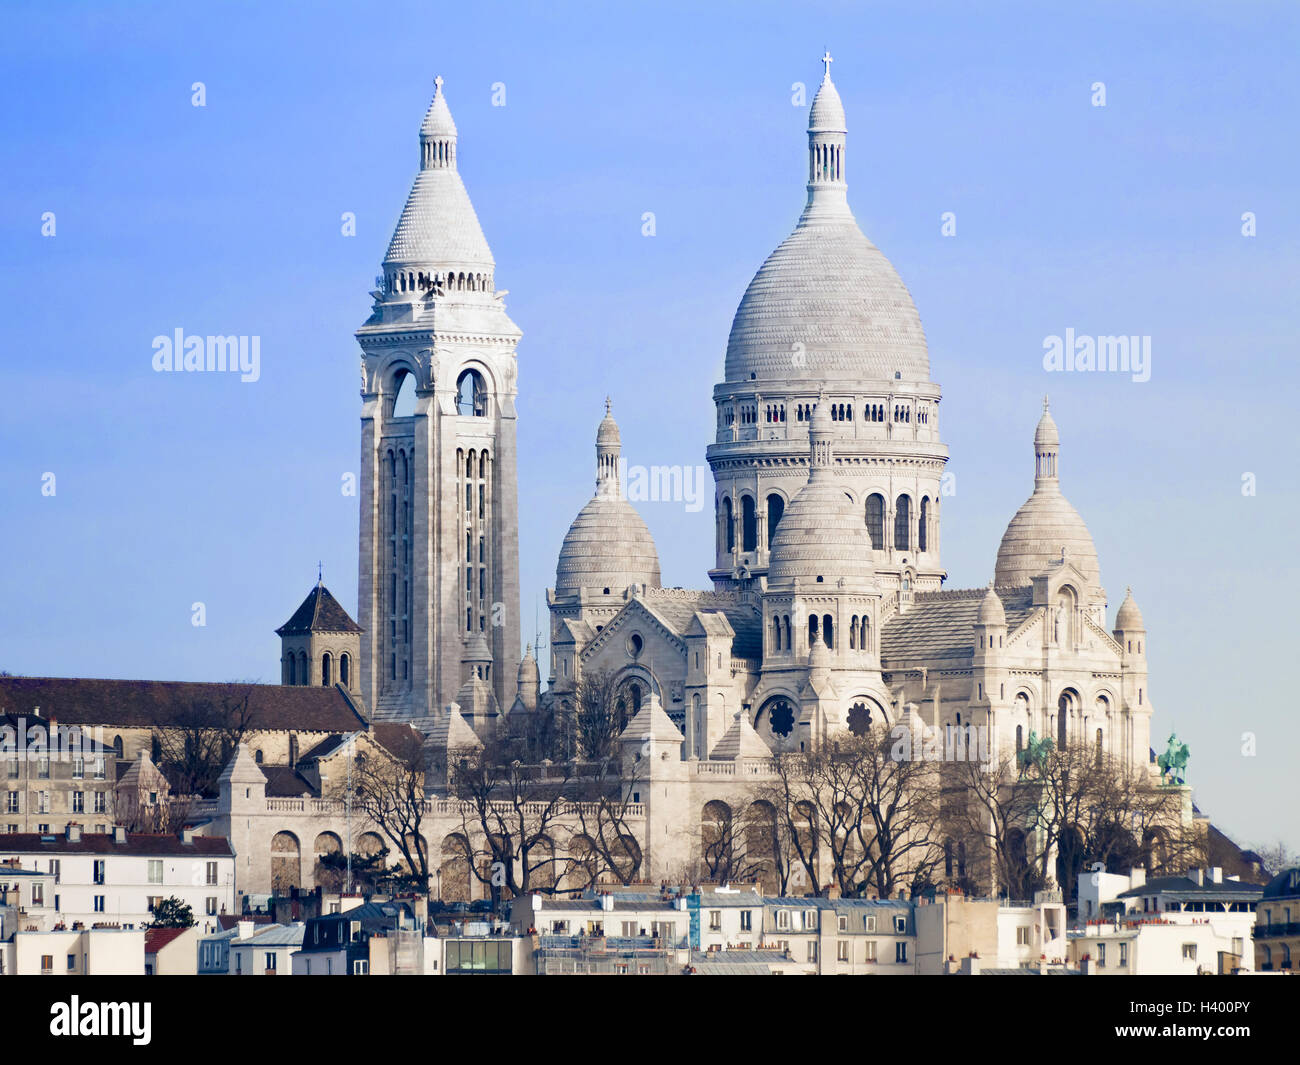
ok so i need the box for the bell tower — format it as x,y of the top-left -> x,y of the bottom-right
357,76 -> 522,721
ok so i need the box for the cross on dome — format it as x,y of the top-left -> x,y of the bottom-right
821,50 -> 833,79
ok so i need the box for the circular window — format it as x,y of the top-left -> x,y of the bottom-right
627,633 -> 644,657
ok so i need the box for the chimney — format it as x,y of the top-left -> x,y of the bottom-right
1128,867 -> 1146,889
600,893 -> 614,912
1189,868 -> 1204,886
113,826 -> 126,844
66,823 -> 82,843
1210,867 -> 1223,884
180,827 -> 194,845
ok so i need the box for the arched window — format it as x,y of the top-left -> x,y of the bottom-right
456,369 -> 487,417
1095,727 -> 1104,767
321,652 -> 332,687
741,496 -> 757,553
286,655 -> 296,685
894,494 -> 912,551
1016,724 -> 1024,751
391,369 -> 417,418
849,616 -> 858,650
723,497 -> 735,553
919,497 -> 930,552
808,614 -> 819,645
298,651 -> 308,686
340,653 -> 350,688
766,494 -> 784,548
254,749 -> 263,764
865,494 -> 885,551
112,735 -> 124,759
822,614 -> 833,650
1058,692 -> 1073,747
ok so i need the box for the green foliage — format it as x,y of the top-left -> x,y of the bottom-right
148,896 -> 196,928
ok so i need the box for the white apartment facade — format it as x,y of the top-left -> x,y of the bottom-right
0,825 -> 236,934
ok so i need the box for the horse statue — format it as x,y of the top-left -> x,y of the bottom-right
1016,730 -> 1055,778
1157,732 -> 1190,785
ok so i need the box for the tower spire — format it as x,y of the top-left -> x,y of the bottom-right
1033,394 -> 1061,490
806,52 -> 848,216
595,400 -> 622,498
420,75 -> 458,170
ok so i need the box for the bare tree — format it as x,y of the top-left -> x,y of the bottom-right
762,728 -> 943,899
573,670 -> 621,761
450,742 -> 603,900
152,683 -> 258,797
948,741 -> 1201,900
345,730 -> 432,892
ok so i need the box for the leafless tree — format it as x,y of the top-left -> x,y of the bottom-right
762,727 -> 943,899
151,683 -> 258,797
573,670 -> 621,761
344,730 -> 432,892
449,742 -> 606,899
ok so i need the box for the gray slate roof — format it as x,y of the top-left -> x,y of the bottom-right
881,588 -> 1035,666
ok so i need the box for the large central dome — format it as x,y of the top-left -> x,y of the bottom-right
724,68 -> 929,386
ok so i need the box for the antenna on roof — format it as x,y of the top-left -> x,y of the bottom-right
317,561 -> 323,586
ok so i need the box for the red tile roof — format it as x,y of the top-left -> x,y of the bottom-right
0,677 -> 366,733
144,926 -> 190,953
0,832 -> 234,857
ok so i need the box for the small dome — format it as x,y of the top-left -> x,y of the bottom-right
596,399 -> 620,446
1034,396 -> 1059,448
1115,587 -> 1144,630
994,491 -> 1099,589
995,401 -> 1100,589
977,584 -> 1006,626
517,644 -> 540,683
556,497 -> 661,596
809,76 -> 846,132
768,479 -> 875,586
809,395 -> 833,433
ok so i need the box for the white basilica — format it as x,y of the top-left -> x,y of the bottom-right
533,58 -> 1154,774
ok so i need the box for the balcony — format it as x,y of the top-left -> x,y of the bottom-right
1252,922 -> 1300,939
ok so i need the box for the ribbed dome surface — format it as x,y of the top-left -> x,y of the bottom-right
384,167 -> 494,269
994,488 -> 1100,589
767,479 -> 876,585
809,77 -> 846,131
725,218 -> 930,385
977,584 -> 1007,625
555,497 -> 661,596
1115,588 -> 1144,630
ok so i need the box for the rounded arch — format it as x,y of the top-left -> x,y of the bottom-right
744,800 -> 780,894
846,696 -> 887,736
754,694 -> 799,750
339,652 -> 351,689
456,368 -> 488,417
739,493 -> 758,553
765,491 -> 786,548
701,800 -> 734,875
439,833 -> 472,901
270,831 -> 301,894
312,831 -> 343,890
321,651 -> 333,687
864,493 -> 885,551
567,833 -> 600,890
356,831 -> 384,858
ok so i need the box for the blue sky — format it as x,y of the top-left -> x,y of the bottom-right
0,1 -> 1296,849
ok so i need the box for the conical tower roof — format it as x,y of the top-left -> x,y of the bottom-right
276,581 -> 361,635
619,690 -> 683,745
384,76 -> 495,275
709,711 -> 773,760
